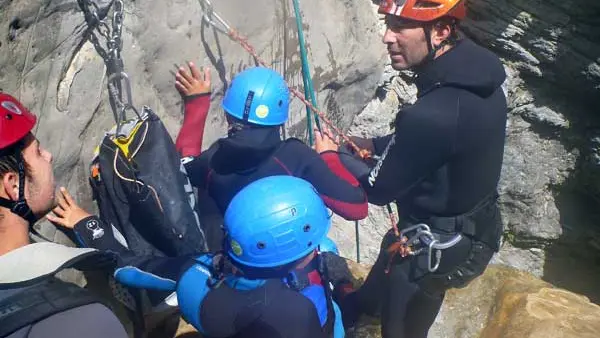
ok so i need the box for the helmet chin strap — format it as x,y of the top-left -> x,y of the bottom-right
0,148 -> 37,226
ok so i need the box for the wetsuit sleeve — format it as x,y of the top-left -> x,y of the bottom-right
359,107 -> 454,205
182,143 -> 219,188
72,215 -> 195,281
372,134 -> 394,156
286,141 -> 367,220
175,93 -> 211,157
73,216 -> 129,254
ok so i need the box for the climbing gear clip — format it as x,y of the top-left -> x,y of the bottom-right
386,223 -> 463,273
198,0 -> 231,34
107,72 -> 140,138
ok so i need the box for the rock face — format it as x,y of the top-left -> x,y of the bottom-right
336,261 -> 600,338
462,0 -> 599,247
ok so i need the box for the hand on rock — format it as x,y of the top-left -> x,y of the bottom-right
47,187 -> 92,229
175,62 -> 211,97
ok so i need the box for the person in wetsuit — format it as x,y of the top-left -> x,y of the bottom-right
0,93 -> 128,338
173,65 -> 367,222
326,1 -> 508,337
50,176 -> 344,338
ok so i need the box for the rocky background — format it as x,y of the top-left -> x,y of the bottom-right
1,0 -> 599,337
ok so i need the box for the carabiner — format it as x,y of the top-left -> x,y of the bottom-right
108,72 -> 134,110
399,223 -> 430,240
427,239 -> 442,272
198,0 -> 231,34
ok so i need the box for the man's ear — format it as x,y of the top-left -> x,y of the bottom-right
1,172 -> 19,201
431,21 -> 452,47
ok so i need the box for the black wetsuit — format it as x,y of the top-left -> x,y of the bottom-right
342,38 -> 508,338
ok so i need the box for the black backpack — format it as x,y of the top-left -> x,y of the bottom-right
89,107 -> 207,257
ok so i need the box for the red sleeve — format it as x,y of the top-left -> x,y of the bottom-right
319,152 -> 360,187
317,151 -> 368,220
175,93 -> 211,157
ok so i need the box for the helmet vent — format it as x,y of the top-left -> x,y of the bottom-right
415,1 -> 442,8
257,241 -> 266,249
303,224 -> 311,232
1,100 -> 23,115
5,114 -> 12,120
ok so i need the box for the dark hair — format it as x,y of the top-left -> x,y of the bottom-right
226,114 -> 281,136
0,141 -> 30,180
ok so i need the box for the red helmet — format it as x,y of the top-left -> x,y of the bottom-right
0,93 -> 38,225
0,93 -> 37,150
378,0 -> 466,22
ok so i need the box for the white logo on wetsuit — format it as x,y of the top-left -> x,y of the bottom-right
180,156 -> 194,165
86,219 -> 105,240
368,135 -> 396,187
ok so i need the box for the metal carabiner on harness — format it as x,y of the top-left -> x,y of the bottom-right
198,0 -> 231,34
396,223 -> 464,272
399,223 -> 431,248
107,72 -> 141,137
418,231 -> 463,272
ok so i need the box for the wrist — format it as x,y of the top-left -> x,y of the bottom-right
184,92 -> 211,103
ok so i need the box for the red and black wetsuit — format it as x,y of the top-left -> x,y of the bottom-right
175,93 -> 367,221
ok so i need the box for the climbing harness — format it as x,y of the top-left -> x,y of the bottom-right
385,223 -> 463,273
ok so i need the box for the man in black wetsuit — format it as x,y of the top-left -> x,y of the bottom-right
328,1 -> 508,337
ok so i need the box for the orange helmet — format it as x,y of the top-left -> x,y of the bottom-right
378,0 -> 466,22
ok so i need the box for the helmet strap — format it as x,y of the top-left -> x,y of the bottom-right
242,91 -> 255,122
0,147 -> 37,226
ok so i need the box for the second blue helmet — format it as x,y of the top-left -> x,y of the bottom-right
221,67 -> 290,126
224,176 -> 331,268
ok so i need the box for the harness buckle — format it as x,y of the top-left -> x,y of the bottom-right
385,223 -> 463,273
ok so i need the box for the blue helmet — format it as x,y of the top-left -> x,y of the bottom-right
221,67 -> 290,126
224,176 -> 331,268
318,237 -> 339,255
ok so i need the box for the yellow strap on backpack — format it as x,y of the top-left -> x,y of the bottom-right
111,120 -> 145,158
